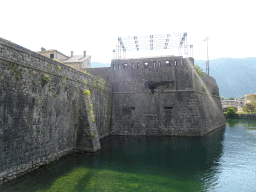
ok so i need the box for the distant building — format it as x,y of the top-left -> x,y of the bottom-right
221,99 -> 237,110
62,51 -> 91,70
37,48 -> 91,70
221,96 -> 246,112
38,47 -> 69,62
236,97 -> 246,112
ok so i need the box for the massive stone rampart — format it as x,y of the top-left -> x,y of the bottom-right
107,56 -> 225,136
0,38 -> 112,184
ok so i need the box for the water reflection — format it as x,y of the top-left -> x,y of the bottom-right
105,126 -> 225,179
226,119 -> 240,127
226,118 -> 256,128
205,119 -> 256,192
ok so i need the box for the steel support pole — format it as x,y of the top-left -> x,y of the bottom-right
204,37 -> 209,75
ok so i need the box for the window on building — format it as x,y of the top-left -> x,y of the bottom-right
50,54 -> 54,58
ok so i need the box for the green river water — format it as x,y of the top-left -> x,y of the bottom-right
1,119 -> 256,192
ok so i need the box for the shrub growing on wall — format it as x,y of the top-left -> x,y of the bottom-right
194,65 -> 204,77
84,89 -> 91,96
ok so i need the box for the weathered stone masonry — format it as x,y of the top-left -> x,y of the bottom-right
0,38 -> 225,185
0,38 -> 112,184
87,56 -> 225,136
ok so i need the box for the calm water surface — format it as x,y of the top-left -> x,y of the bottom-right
1,119 -> 256,192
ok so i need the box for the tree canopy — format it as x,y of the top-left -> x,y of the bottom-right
243,103 -> 256,113
226,108 -> 236,116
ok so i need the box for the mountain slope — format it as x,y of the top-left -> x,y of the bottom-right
91,61 -> 110,68
195,57 -> 256,98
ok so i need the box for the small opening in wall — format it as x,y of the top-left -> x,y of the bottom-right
132,64 -> 134,68
181,60 -> 183,64
122,106 -> 135,112
113,65 -> 115,70
50,54 -> 54,58
175,60 -> 177,66
118,64 -> 120,69
144,62 -> 149,68
137,63 -> 140,69
124,63 -> 128,69
153,62 -> 156,68
166,61 -> 171,67
164,107 -> 173,109
159,62 -> 161,67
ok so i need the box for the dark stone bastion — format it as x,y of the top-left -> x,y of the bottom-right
87,56 -> 225,136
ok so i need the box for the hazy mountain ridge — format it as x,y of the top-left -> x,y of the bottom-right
91,61 -> 110,68
195,57 -> 256,98
91,58 -> 256,99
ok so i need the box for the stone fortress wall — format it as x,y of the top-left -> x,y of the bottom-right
0,38 -> 225,185
0,38 -> 112,184
87,56 -> 225,136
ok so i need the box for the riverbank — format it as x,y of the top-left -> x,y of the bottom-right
225,113 -> 256,120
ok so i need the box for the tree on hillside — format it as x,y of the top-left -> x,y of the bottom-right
227,97 -> 235,100
243,103 -> 256,113
220,96 -> 225,100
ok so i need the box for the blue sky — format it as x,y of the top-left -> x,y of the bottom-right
1,0 -> 255,63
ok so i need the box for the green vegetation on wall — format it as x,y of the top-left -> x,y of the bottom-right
83,77 -> 106,91
212,89 -> 219,96
84,90 -> 95,123
194,65 -> 204,77
84,89 -> 91,96
41,74 -> 51,87
7,62 -> 23,81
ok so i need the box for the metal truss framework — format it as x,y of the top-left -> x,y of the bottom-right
113,33 -> 193,59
